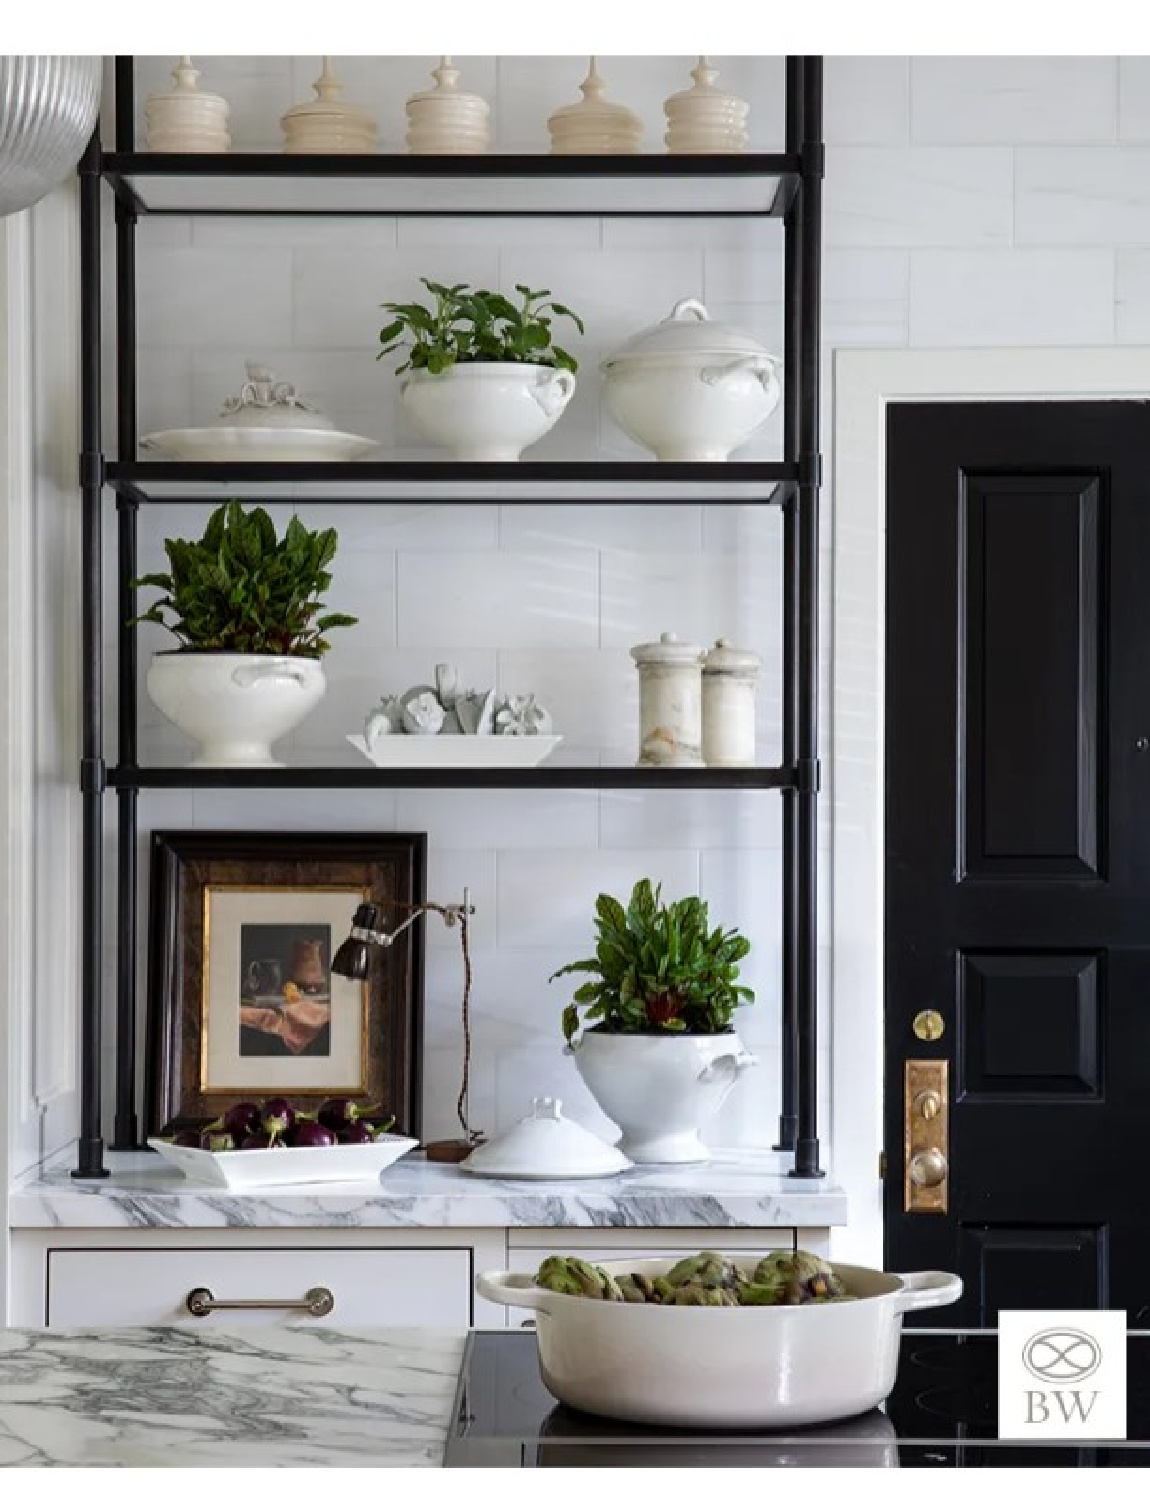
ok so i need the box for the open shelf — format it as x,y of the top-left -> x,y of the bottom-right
102,151 -> 800,218
106,460 -> 796,505
108,765 -> 797,792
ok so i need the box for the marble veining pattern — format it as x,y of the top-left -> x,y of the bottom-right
10,1149 -> 847,1230
0,1325 -> 465,1466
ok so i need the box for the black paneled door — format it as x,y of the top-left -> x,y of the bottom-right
884,401 -> 1150,1327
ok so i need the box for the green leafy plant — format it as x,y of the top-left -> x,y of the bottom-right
378,278 -> 585,376
550,878 -> 753,1043
131,500 -> 358,658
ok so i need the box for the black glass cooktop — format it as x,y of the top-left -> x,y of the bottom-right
443,1330 -> 1150,1467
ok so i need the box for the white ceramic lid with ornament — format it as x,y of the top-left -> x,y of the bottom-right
140,361 -> 377,462
702,637 -> 762,678
459,1097 -> 632,1180
602,298 -> 777,369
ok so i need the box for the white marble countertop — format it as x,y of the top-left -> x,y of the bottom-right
10,1148 -> 847,1230
0,1325 -> 465,1466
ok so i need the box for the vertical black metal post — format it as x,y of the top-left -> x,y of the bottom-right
74,130 -> 110,1178
112,58 -> 140,1151
791,57 -> 825,1178
775,57 -> 804,1154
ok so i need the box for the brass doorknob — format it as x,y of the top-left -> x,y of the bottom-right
909,1147 -> 948,1188
913,1089 -> 942,1121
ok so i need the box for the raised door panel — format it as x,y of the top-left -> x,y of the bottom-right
960,472 -> 1103,881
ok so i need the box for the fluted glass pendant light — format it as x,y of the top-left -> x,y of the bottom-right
0,56 -> 102,218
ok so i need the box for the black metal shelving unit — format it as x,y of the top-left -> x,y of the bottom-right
73,54 -> 826,1181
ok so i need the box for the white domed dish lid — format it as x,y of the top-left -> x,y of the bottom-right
601,298 -> 776,368
210,360 -> 335,433
459,1097 -> 632,1179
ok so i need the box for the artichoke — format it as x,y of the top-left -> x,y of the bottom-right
617,1272 -> 666,1304
666,1284 -> 741,1307
534,1255 -> 624,1301
664,1253 -> 747,1292
750,1251 -> 848,1305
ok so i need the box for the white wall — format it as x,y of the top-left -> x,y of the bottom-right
11,56 -> 1145,1248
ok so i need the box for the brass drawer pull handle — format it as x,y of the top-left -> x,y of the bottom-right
185,1285 -> 335,1318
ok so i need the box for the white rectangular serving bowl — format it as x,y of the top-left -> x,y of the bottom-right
147,1134 -> 418,1189
347,732 -> 562,768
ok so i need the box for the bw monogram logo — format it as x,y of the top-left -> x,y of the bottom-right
999,1310 -> 1126,1442
1022,1329 -> 1103,1384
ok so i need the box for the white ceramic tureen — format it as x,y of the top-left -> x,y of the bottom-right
600,298 -> 781,461
460,1097 -> 631,1180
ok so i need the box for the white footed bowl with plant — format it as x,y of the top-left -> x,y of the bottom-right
553,878 -> 756,1163
378,278 -> 584,461
133,501 -> 358,768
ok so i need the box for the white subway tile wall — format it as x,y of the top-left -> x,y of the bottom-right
117,56 -> 1128,1152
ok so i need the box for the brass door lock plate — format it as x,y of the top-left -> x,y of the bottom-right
904,1058 -> 948,1214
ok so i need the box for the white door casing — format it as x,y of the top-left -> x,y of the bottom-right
830,346 -> 1150,1267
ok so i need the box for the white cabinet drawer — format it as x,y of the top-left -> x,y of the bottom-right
47,1248 -> 470,1328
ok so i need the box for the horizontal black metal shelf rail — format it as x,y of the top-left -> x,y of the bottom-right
108,765 -> 798,792
102,150 -> 800,219
106,459 -> 796,503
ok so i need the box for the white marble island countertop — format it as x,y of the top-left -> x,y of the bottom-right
0,1325 -> 465,1466
10,1148 -> 847,1231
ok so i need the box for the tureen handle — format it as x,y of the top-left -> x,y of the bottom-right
891,1270 -> 963,1314
231,662 -> 312,690
700,354 -> 781,402
669,297 -> 710,322
531,368 -> 577,417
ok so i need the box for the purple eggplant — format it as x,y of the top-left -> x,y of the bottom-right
223,1101 -> 262,1140
337,1120 -> 377,1145
317,1097 -> 363,1132
238,1129 -> 277,1151
260,1096 -> 295,1138
200,1129 -> 236,1153
287,1120 -> 338,1149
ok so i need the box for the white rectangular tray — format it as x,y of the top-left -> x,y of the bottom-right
147,1134 -> 418,1189
347,732 -> 562,768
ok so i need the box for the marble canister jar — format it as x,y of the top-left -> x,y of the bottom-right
701,637 -> 761,767
630,632 -> 705,767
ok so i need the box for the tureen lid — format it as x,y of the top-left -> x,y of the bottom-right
601,298 -> 776,367
212,361 -> 335,432
702,637 -> 762,675
460,1097 -> 631,1180
630,631 -> 706,667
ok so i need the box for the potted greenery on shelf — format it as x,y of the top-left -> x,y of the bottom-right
378,277 -> 585,461
133,500 -> 357,768
550,878 -> 756,1164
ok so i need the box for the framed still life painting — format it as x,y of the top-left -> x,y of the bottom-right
145,831 -> 426,1136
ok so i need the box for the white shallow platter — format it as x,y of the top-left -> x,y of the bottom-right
347,732 -> 562,768
147,1134 -> 418,1189
139,427 -> 378,462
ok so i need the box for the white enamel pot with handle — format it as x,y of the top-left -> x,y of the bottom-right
146,651 -> 326,768
477,1257 -> 963,1430
399,362 -> 576,461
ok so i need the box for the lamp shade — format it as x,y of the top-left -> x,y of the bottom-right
0,56 -> 102,219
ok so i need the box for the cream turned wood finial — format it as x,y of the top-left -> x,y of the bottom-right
548,55 -> 643,155
405,55 -> 491,154
281,57 -> 379,154
664,55 -> 750,153
144,55 -> 231,153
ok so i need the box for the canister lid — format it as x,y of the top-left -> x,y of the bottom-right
702,637 -> 762,674
630,631 -> 706,666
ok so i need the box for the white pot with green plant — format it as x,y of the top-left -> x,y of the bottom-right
133,501 -> 358,768
552,878 -> 757,1164
378,278 -> 584,461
